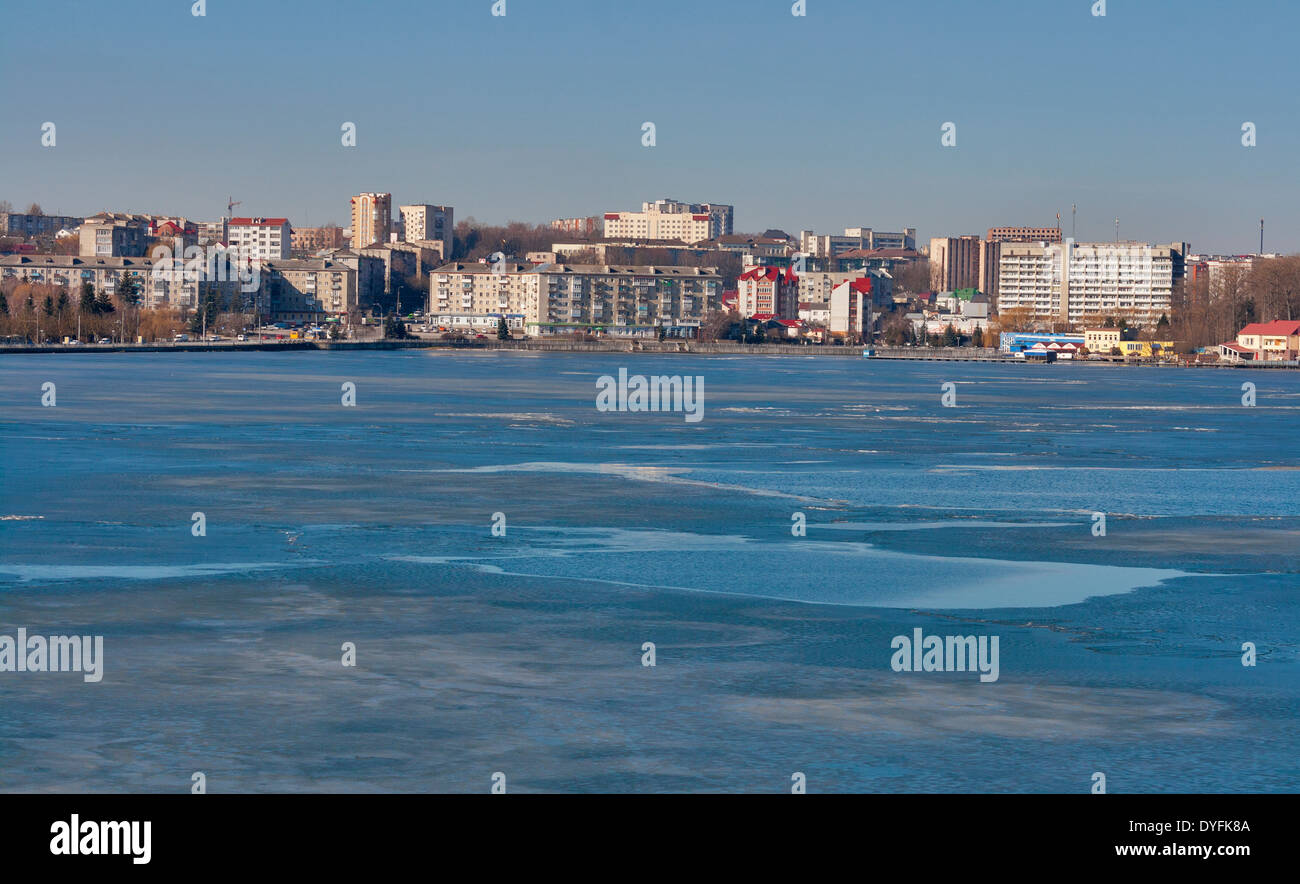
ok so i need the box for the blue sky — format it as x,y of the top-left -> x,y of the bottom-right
1,0 -> 1295,253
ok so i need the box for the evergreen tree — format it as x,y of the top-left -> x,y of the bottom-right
80,282 -> 96,314
56,292 -> 69,314
941,324 -> 958,347
117,272 -> 141,307
383,315 -> 409,339
496,317 -> 510,340
0,293 -> 8,316
42,295 -> 55,317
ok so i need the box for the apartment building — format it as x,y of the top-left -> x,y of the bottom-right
829,277 -> 874,338
228,218 -> 292,260
0,212 -> 82,238
427,262 -> 537,332
986,226 -> 1062,243
602,199 -> 733,244
153,220 -> 198,254
978,240 -> 1002,302
532,264 -> 720,335
697,201 -> 734,237
197,219 -> 229,245
1185,254 -> 1265,300
796,269 -> 893,306
428,262 -> 722,336
143,255 -> 246,310
292,226 -> 345,254
358,241 -> 442,310
399,204 -> 453,255
0,253 -> 241,311
929,235 -> 982,292
714,235 -> 793,258
350,192 -> 392,248
997,240 -> 1188,324
552,240 -> 713,263
313,248 -> 385,308
982,227 -> 1061,303
737,266 -> 800,319
799,227 -> 917,258
258,259 -> 359,323
833,248 -> 924,278
78,215 -> 149,257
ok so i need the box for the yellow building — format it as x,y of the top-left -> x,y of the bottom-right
1117,340 -> 1177,359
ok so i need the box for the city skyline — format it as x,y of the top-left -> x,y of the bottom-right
1,0 -> 1296,253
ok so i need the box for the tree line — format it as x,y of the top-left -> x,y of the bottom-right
0,274 -> 181,342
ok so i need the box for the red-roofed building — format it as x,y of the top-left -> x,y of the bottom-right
152,220 -> 195,238
1235,320 -> 1300,360
829,277 -> 872,340
601,199 -> 729,244
737,265 -> 799,319
151,219 -> 199,252
229,217 -> 292,260
1218,341 -> 1257,363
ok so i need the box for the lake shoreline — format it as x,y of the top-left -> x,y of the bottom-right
1,337 -> 1293,367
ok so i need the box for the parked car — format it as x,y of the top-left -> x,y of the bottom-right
174,334 -> 190,342
236,334 -> 247,342
98,337 -> 112,344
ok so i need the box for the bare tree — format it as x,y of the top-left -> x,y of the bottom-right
891,258 -> 931,295
1248,256 -> 1300,322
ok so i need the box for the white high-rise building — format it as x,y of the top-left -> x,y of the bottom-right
399,204 -> 454,253
602,199 -> 733,243
799,227 -> 917,257
228,217 -> 292,260
997,239 -> 1188,324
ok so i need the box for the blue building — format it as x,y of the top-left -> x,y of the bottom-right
999,332 -> 1085,354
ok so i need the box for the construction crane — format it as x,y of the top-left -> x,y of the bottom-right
226,196 -> 241,219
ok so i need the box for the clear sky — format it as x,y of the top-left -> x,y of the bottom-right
1,0 -> 1295,254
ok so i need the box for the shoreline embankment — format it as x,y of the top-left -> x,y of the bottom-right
0,338 -> 1294,367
